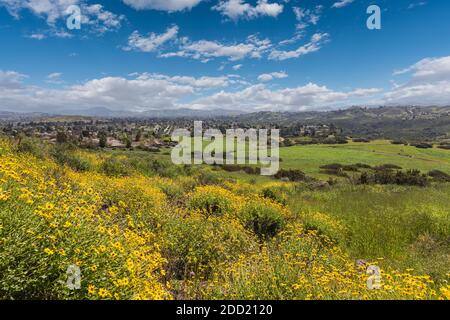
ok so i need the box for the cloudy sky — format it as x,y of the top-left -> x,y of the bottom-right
0,0 -> 449,113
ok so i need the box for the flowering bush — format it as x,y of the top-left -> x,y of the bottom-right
237,198 -> 289,240
187,186 -> 240,217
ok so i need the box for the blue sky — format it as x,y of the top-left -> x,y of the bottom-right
0,0 -> 449,113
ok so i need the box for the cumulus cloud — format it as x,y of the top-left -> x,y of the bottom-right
269,33 -> 329,61
124,25 -> 179,52
213,0 -> 284,21
3,58 -> 450,113
331,0 -> 354,9
122,0 -> 203,11
0,75 -> 191,112
386,56 -> 450,105
257,71 -> 288,82
0,72 -> 239,112
187,83 -> 381,111
0,69 -> 383,113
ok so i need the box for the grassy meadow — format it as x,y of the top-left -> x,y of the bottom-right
0,137 -> 449,300
280,140 -> 450,178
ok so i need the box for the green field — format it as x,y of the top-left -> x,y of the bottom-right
280,140 -> 450,178
104,140 -> 450,182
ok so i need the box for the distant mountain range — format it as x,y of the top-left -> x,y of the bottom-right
1,105 -> 450,140
0,107 -> 246,120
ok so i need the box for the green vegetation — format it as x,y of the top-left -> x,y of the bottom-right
0,137 -> 449,300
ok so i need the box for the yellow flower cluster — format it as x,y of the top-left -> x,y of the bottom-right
203,224 -> 448,300
0,141 -> 170,300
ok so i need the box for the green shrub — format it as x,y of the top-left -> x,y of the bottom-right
16,138 -> 46,158
428,170 -> 450,182
238,201 -> 286,241
161,216 -> 254,279
261,187 -> 287,205
187,186 -> 235,217
101,158 -> 131,177
358,169 -> 428,186
51,145 -> 91,172
274,169 -> 308,182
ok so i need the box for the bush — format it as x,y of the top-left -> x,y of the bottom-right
301,211 -> 348,244
162,215 -> 255,279
261,186 -> 287,205
274,169 -> 308,182
238,199 -> 287,241
391,140 -> 408,145
352,138 -> 370,143
428,170 -> 450,182
437,145 -> 450,150
375,164 -> 403,171
187,186 -> 237,217
101,158 -> 132,177
358,169 -> 428,186
51,145 -> 91,172
196,170 -> 221,186
221,164 -> 241,172
412,143 -> 433,149
355,163 -> 372,169
16,138 -> 46,158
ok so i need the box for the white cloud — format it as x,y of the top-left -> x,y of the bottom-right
0,69 -> 383,113
0,72 -> 239,112
393,56 -> 450,83
0,0 -> 124,35
187,83 -> 381,111
46,72 -> 64,84
82,4 -> 125,33
0,0 -> 79,24
213,0 -> 284,21
131,73 -> 231,89
28,33 -> 47,40
6,58 -> 450,113
160,34 -> 272,62
0,75 -> 191,112
293,5 -> 323,30
0,70 -> 27,89
257,71 -> 288,82
124,25 -> 179,52
408,2 -> 427,10
232,64 -> 243,70
122,0 -> 203,12
269,33 -> 329,61
331,0 -> 354,9
386,56 -> 450,105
